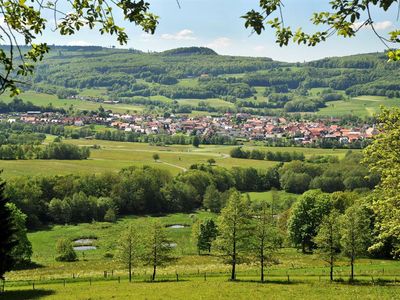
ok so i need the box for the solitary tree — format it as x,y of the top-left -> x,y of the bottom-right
143,220 -> 172,281
115,224 -> 142,282
214,190 -> 251,281
0,178 -> 17,280
251,200 -> 281,282
314,210 -> 341,281
340,205 -> 371,281
207,158 -> 216,166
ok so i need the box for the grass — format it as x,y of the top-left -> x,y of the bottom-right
2,277 -> 400,300
4,211 -> 400,299
0,91 -> 144,114
316,95 -> 400,117
0,138 -> 356,179
0,139 -> 281,178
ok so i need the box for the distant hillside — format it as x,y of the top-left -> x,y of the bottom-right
21,46 -> 400,115
162,47 -> 218,56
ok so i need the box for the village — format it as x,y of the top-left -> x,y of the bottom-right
2,110 -> 379,146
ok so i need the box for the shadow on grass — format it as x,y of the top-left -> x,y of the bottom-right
230,279 -> 302,285
12,261 -> 44,271
143,279 -> 190,283
0,289 -> 55,300
333,278 -> 397,286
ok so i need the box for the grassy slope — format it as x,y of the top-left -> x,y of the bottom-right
316,96 -> 400,117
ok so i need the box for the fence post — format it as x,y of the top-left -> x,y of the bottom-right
118,276 -> 120,284
371,276 -> 374,285
204,273 -> 207,281
32,282 -> 35,290
287,275 -> 290,283
176,273 -> 179,282
90,278 -> 92,286
104,271 -> 107,278
63,279 -> 66,287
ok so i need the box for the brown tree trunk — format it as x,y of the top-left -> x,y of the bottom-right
152,264 -> 156,281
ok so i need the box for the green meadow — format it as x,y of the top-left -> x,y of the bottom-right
316,96 -> 400,117
3,211 -> 400,299
0,138 -> 354,178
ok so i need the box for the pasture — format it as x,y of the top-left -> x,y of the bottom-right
0,138 -> 354,178
3,211 -> 400,299
316,96 -> 400,117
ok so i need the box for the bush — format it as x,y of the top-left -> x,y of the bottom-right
55,238 -> 77,262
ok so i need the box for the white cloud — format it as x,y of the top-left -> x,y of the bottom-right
161,29 -> 196,41
67,40 -> 92,46
206,37 -> 232,50
352,20 -> 393,31
254,45 -> 267,52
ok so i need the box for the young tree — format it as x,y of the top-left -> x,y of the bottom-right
251,200 -> 281,282
152,153 -> 160,162
143,220 -> 173,281
192,219 -> 218,254
55,238 -> 77,262
288,190 -> 331,253
214,190 -> 251,280
314,210 -> 341,281
0,179 -> 17,280
115,224 -> 142,282
340,205 -> 371,281
6,203 -> 32,267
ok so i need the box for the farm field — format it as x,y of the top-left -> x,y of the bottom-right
316,96 -> 400,117
0,91 -> 144,114
0,138 -> 355,178
3,212 -> 400,299
2,90 -> 400,118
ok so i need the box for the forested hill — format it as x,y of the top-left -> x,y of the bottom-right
30,46 -> 400,113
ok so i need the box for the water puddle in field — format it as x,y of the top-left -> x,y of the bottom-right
166,224 -> 186,229
74,239 -> 95,245
73,246 -> 97,251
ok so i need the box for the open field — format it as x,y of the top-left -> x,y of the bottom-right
2,277 -> 400,300
316,96 -> 400,117
0,91 -> 144,113
2,90 -> 399,117
0,139 -> 355,178
3,211 -> 400,299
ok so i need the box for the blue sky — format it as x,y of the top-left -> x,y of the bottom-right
38,0 -> 399,62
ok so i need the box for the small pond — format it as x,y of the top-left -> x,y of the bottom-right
74,239 -> 95,245
73,246 -> 97,251
167,225 -> 186,229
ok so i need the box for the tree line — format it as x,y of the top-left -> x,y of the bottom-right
0,142 -> 90,160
